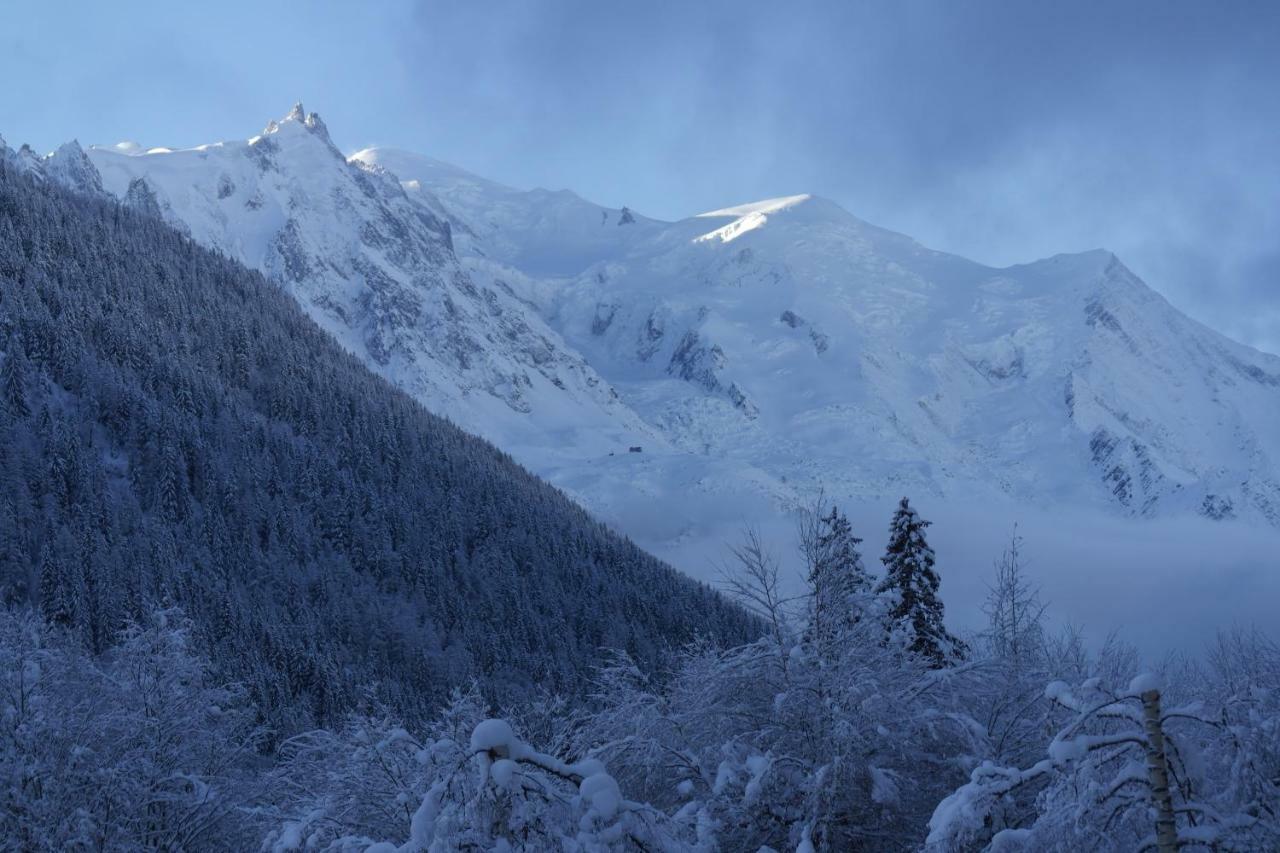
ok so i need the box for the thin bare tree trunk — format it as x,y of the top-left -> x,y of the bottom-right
1141,689 -> 1178,853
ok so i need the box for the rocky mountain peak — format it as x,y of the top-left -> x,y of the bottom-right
303,110 -> 330,142
43,139 -> 105,196
76,108 -> 651,475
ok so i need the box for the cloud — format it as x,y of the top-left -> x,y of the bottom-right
390,0 -> 1280,353
645,494 -> 1280,662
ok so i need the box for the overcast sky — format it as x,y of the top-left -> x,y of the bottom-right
3,0 -> 1277,353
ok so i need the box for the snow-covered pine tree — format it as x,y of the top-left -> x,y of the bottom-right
982,527 -> 1045,675
37,539 -> 76,628
876,497 -> 964,667
975,529 -> 1055,774
1,333 -> 30,418
804,504 -> 874,648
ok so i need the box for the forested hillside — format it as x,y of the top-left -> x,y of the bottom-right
0,161 -> 757,735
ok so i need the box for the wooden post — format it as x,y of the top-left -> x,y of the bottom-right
1140,689 -> 1178,853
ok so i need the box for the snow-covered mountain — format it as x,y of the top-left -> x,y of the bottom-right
355,147 -> 665,277
13,109 -> 1278,583
75,106 -> 655,473
359,146 -> 1280,532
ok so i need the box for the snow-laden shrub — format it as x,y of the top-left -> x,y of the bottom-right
574,619 -> 985,851
0,608 -> 263,851
927,667 -> 1280,851
264,691 -> 688,852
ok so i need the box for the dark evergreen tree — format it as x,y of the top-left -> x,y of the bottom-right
806,504 -> 873,647
37,540 -> 75,628
0,498 -> 28,606
1,333 -> 29,418
876,497 -> 965,667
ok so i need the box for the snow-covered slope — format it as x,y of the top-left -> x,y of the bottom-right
579,198 -> 1280,525
2,135 -> 102,192
360,147 -> 1280,534
352,147 -> 664,277
78,106 -> 654,468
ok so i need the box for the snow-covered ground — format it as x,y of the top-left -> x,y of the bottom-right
26,106 -> 1276,651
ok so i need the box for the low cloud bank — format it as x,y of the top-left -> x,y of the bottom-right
624,491 -> 1279,660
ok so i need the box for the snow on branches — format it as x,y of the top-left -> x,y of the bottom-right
927,671 -> 1278,851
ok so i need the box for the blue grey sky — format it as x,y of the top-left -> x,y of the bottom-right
2,0 -> 1277,353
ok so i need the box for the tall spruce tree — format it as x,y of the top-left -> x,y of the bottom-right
1,333 -> 30,418
876,497 -> 964,667
37,540 -> 75,628
806,505 -> 873,647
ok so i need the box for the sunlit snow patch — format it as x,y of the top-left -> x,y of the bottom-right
694,193 -> 813,243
